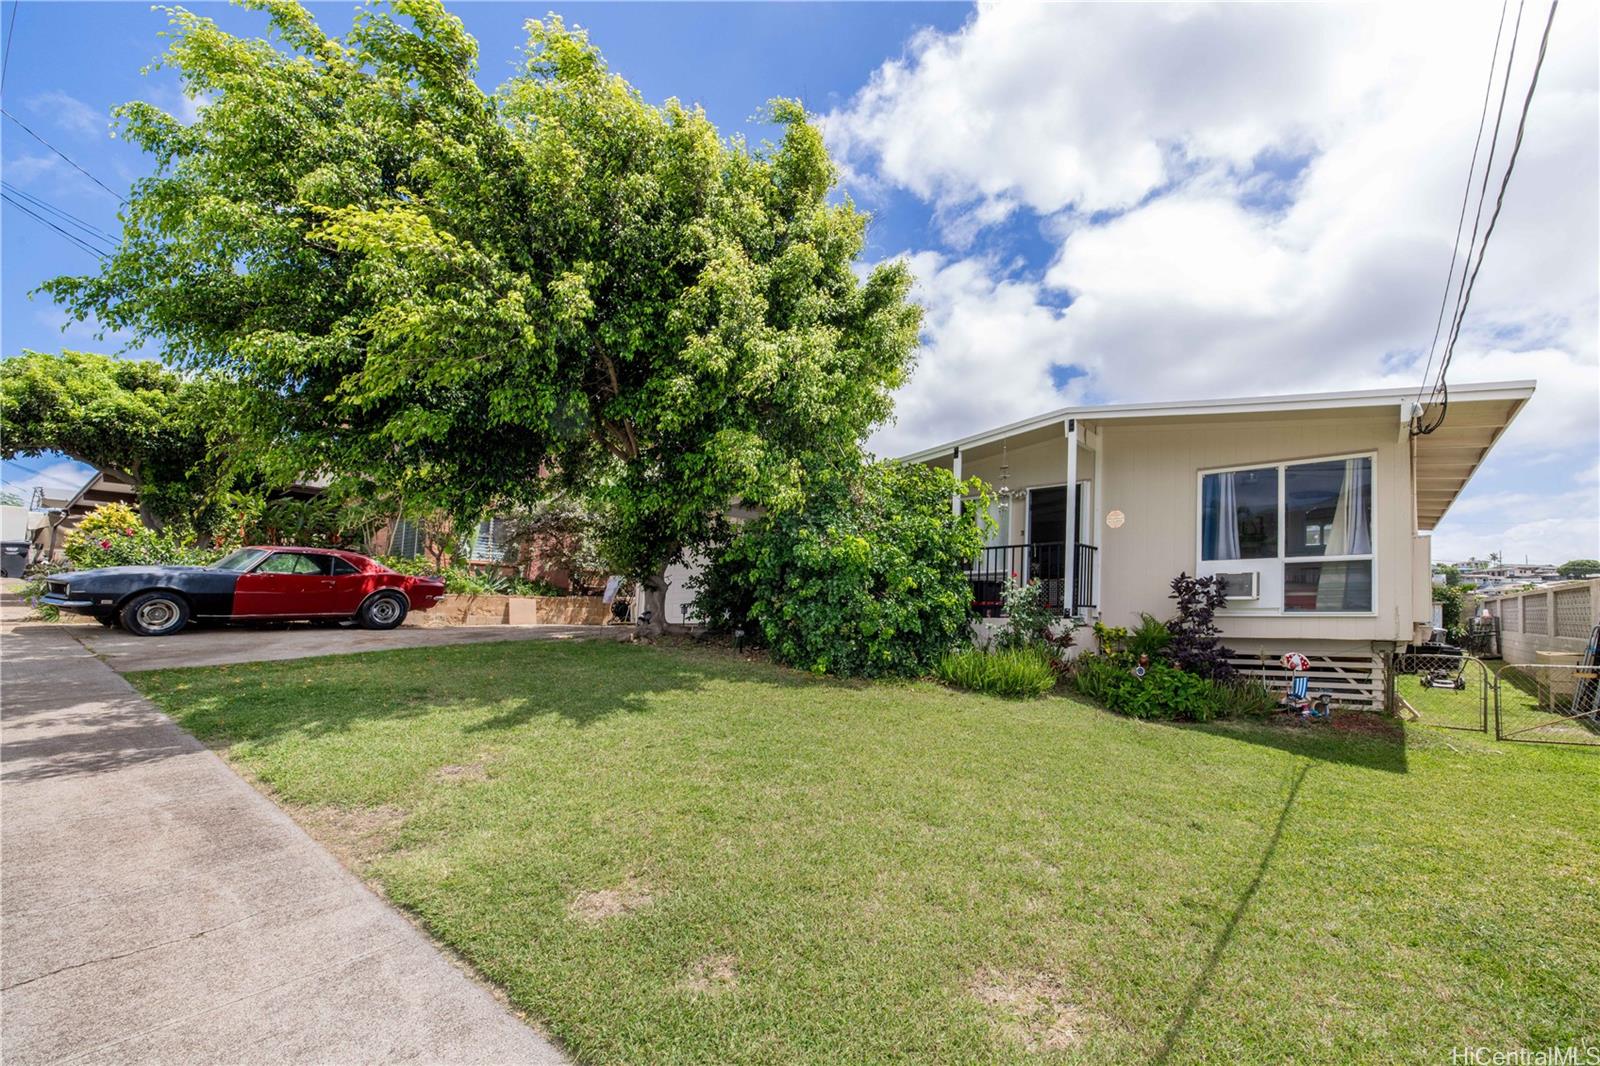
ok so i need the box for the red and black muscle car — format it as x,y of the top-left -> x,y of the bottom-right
38,547 -> 447,637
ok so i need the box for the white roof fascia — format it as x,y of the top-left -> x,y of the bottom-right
894,380 -> 1537,464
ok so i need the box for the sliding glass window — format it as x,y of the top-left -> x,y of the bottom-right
1199,454 -> 1374,613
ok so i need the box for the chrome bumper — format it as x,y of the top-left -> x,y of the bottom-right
39,593 -> 98,610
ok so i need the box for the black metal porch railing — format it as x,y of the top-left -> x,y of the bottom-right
1073,542 -> 1097,613
969,542 -> 1096,618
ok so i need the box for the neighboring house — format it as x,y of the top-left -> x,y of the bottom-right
30,470 -> 140,561
900,380 -> 1535,706
373,514 -> 592,592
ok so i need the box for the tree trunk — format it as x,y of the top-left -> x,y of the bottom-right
636,567 -> 670,637
138,498 -> 165,531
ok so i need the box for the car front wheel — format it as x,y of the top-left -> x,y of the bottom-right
120,591 -> 191,637
358,592 -> 408,630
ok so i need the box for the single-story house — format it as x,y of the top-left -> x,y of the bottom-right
901,380 -> 1534,706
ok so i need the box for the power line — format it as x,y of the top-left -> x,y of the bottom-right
1434,0 -> 1527,403
1420,0 -> 1559,435
1,1 -> 18,98
0,189 -> 107,258
1415,0 -> 1510,411
1,179 -> 118,245
1,107 -> 127,203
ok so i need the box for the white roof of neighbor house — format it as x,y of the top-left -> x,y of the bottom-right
896,380 -> 1536,532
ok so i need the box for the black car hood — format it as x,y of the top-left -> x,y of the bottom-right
63,565 -> 216,582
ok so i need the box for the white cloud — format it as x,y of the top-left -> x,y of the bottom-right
1431,483 -> 1600,564
868,251 -> 1083,456
26,91 -> 107,139
835,1 -> 1597,489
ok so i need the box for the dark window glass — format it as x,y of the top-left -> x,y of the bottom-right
1201,467 -> 1278,560
1285,457 -> 1371,558
1284,561 -> 1373,612
329,557 -> 360,576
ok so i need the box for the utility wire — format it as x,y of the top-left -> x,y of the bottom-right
1,1 -> 18,98
1,107 -> 127,203
1414,0 -> 1510,413
0,189 -> 107,258
1420,0 -> 1559,435
1427,0 -> 1527,415
1,179 -> 118,245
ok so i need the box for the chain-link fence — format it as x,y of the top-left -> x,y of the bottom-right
1493,662 -> 1600,746
1392,650 -> 1490,732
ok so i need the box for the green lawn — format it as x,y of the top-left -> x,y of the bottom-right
134,640 -> 1599,1064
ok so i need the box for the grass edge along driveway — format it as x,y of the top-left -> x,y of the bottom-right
134,639 -> 1599,1064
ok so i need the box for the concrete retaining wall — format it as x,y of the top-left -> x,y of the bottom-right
407,594 -> 608,628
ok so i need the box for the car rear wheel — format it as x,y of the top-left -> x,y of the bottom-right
358,592 -> 407,630
120,591 -> 190,637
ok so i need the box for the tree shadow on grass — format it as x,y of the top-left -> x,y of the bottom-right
1153,759 -> 1312,1064
1179,713 -> 1408,774
147,638 -> 821,750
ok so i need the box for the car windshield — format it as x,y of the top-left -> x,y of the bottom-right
212,548 -> 270,573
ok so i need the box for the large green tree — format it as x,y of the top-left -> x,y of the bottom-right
0,349 -> 235,526
45,1 -> 920,630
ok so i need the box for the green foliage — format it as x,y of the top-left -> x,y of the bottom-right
0,350 -> 250,525
62,502 -> 219,570
994,579 -> 1056,651
1557,559 -> 1600,580
696,462 -> 987,678
1431,583 -> 1474,643
374,556 -> 565,597
1092,621 -> 1132,659
1068,654 -> 1229,722
0,490 -> 22,506
1127,612 -> 1172,662
46,5 -> 921,599
1216,678 -> 1282,719
935,646 -> 1057,699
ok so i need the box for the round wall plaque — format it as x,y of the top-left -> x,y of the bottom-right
1105,509 -> 1125,529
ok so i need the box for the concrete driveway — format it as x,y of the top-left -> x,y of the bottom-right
73,620 -> 629,672
1,621 -> 570,1065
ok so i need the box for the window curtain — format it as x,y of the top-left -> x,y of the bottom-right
1316,458 -> 1372,610
1323,458 -> 1372,556
1209,472 -> 1242,560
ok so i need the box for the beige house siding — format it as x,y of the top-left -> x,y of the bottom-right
1091,409 -> 1415,643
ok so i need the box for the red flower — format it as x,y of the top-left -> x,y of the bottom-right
1010,570 -> 1018,578
99,538 -> 112,549
122,527 -> 136,536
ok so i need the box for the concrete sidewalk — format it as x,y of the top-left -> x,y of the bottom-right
1,623 -> 568,1065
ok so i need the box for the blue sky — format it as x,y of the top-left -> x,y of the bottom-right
3,1 -> 1597,562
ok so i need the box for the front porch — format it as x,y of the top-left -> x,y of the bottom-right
925,416 -> 1105,622
969,540 -> 1097,618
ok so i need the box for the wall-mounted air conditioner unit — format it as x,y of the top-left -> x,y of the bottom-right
1216,571 -> 1260,601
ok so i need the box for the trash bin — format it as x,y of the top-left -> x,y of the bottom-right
0,541 -> 29,579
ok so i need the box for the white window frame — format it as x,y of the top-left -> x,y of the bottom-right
1195,450 -> 1378,617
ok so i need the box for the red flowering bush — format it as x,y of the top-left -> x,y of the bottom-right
62,503 -> 218,570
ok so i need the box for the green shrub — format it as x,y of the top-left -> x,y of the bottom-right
373,557 -> 570,597
1068,655 -> 1226,722
936,646 -> 1058,699
62,502 -> 218,570
996,579 -> 1055,650
1217,678 -> 1280,718
1127,613 -> 1172,662
695,462 -> 989,678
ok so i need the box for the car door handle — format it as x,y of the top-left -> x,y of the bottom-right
320,579 -> 336,587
